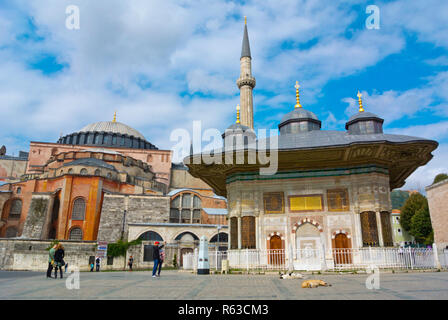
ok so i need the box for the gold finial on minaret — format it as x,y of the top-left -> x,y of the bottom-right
357,91 -> 364,112
294,81 -> 302,108
113,111 -> 117,122
244,16 -> 247,25
236,104 -> 241,123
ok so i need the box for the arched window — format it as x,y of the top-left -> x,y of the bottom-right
71,198 -> 86,220
9,199 -> 22,219
138,231 -> 163,241
16,187 -> 21,194
170,193 -> 202,224
106,172 -> 112,179
170,196 -> 180,223
69,227 -> 83,241
210,233 -> 228,243
68,168 -> 73,174
5,227 -> 18,238
175,232 -> 199,241
94,169 -> 101,176
80,168 -> 88,175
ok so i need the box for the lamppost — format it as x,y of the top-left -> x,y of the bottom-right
217,225 -> 221,251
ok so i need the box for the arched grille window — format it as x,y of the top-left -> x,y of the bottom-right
94,169 -> 101,175
170,193 -> 202,224
72,198 -> 86,220
138,231 -> 163,241
6,227 -> 18,238
80,168 -> 88,175
69,227 -> 83,241
9,199 -> 22,219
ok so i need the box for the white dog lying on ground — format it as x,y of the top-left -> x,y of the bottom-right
279,272 -> 304,279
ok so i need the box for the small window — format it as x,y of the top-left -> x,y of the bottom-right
94,169 -> 101,176
80,168 -> 88,175
107,256 -> 114,265
69,227 -> 83,241
16,187 -> 21,194
107,172 -> 112,179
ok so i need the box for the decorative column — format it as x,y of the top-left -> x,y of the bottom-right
376,211 -> 384,247
237,216 -> 242,249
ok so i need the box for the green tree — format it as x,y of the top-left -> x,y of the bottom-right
400,193 -> 427,232
391,190 -> 410,209
433,173 -> 448,184
107,239 -> 142,270
410,202 -> 433,245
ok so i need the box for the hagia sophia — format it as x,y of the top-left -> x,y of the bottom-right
0,19 -> 441,270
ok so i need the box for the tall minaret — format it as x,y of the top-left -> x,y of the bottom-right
236,17 -> 256,129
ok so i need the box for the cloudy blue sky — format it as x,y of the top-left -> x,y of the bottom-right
0,0 -> 447,190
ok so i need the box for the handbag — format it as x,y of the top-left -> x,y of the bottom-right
61,259 -> 66,266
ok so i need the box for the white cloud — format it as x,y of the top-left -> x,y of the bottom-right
0,0 -> 447,190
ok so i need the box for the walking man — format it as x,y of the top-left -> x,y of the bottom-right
152,241 -> 165,278
95,257 -> 101,272
128,255 -> 134,271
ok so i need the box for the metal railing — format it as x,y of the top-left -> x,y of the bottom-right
182,247 -> 444,272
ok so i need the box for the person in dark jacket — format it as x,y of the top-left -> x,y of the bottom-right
95,257 -> 101,272
128,256 -> 134,271
53,243 -> 65,279
152,241 -> 165,278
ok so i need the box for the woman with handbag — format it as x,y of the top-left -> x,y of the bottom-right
53,243 -> 65,279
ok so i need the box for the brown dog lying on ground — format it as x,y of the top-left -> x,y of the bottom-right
301,280 -> 331,288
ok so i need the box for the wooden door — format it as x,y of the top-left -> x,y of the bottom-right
333,234 -> 352,265
269,235 -> 284,265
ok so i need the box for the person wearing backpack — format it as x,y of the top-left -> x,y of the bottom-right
152,241 -> 164,278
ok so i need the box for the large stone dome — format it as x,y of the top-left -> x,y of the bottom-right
79,121 -> 146,140
57,121 -> 157,150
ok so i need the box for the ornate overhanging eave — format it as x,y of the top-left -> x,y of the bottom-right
184,140 -> 437,197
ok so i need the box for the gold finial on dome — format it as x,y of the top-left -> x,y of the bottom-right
244,16 -> 247,25
357,91 -> 364,112
294,81 -> 302,108
236,104 -> 241,123
113,111 -> 117,122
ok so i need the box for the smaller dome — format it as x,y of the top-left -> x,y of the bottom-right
280,108 -> 319,123
278,108 -> 321,135
222,123 -> 256,149
345,111 -> 384,135
346,111 -> 381,124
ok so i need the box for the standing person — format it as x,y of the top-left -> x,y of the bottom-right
46,244 -> 57,278
95,257 -> 101,272
64,262 -> 69,273
157,244 -> 166,277
90,262 -> 94,272
152,241 -> 164,278
53,243 -> 65,279
128,256 -> 134,271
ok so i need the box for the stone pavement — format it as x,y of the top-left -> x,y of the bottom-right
0,270 -> 447,300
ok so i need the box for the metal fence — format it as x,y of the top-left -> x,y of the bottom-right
183,247 -> 446,272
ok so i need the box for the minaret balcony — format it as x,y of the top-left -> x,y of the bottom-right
236,76 -> 256,89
